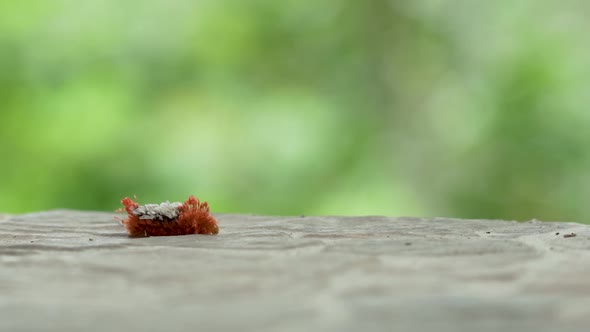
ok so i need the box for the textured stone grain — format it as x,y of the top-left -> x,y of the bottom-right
1,211 -> 590,332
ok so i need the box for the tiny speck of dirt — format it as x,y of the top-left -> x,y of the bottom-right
564,233 -> 576,238
405,242 -> 412,246
89,238 -> 94,241
30,241 -> 34,243
486,231 -> 490,234
556,232 -> 560,235
300,215 -> 305,218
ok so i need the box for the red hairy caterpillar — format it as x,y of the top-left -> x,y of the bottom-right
120,195 -> 219,237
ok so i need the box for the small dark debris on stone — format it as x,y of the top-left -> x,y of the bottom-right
89,238 -> 94,241
300,215 -> 305,218
556,232 -> 560,235
486,231 -> 490,234
405,242 -> 412,246
30,241 -> 34,243
563,233 -> 576,238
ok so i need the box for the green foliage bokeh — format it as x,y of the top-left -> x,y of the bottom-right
2,0 -> 590,221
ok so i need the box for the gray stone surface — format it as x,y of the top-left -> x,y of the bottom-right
1,210 -> 590,332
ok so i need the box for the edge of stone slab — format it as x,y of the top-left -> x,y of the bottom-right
0,209 -> 587,226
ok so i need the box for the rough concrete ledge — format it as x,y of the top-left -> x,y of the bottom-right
1,211 -> 590,332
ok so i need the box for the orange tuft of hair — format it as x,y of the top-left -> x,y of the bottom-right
120,195 -> 219,237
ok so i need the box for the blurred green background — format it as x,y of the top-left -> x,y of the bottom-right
2,0 -> 590,221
